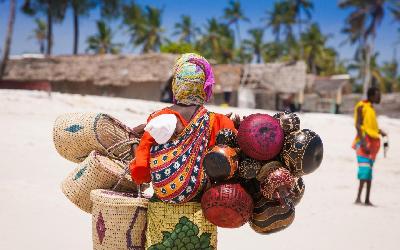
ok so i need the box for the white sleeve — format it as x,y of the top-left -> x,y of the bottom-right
144,114 -> 178,144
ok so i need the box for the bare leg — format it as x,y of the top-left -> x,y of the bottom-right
355,180 -> 364,204
365,180 -> 373,206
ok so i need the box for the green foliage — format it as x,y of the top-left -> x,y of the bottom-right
160,42 -> 197,54
86,20 -> 122,54
29,18 -> 47,53
196,18 -> 235,63
265,1 -> 296,42
123,3 -> 164,53
243,28 -> 266,63
173,15 -> 200,44
148,216 -> 213,250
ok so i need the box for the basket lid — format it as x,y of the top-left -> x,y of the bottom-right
90,189 -> 148,207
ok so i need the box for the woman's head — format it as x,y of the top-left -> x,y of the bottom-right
172,53 -> 215,105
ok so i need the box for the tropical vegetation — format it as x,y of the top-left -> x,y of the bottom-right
1,0 -> 400,92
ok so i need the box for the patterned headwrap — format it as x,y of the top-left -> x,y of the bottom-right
172,53 -> 215,105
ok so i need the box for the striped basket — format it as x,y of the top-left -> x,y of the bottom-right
61,151 -> 137,213
91,189 -> 148,250
146,202 -> 217,250
53,112 -> 135,163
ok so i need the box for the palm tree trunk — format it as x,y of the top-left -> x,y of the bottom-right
40,41 -> 45,54
73,8 -> 79,55
0,0 -> 16,79
298,12 -> 304,58
46,0 -> 53,56
235,22 -> 241,48
363,41 -> 373,98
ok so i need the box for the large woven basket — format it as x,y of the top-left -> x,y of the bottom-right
53,112 -> 135,163
61,151 -> 137,213
146,202 -> 217,250
91,189 -> 148,250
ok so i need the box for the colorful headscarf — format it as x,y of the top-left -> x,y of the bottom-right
172,53 -> 215,105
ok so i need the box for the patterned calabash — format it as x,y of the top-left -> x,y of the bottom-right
259,166 -> 295,200
280,129 -> 324,177
216,128 -> 239,148
201,183 -> 253,228
238,152 -> 263,179
273,111 -> 301,134
237,114 -> 284,161
291,177 -> 305,206
203,145 -> 238,181
256,161 -> 284,182
249,196 -> 295,234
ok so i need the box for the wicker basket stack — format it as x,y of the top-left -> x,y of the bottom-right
54,112 -> 149,250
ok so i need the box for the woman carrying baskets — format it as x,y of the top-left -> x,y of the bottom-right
129,53 -> 236,203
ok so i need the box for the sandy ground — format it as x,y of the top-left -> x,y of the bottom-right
0,89 -> 399,250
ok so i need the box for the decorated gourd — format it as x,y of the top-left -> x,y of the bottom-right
273,111 -> 300,134
216,128 -> 239,148
238,153 -> 263,179
259,166 -> 295,204
203,145 -> 238,181
249,196 -> 295,234
256,161 -> 284,181
280,129 -> 323,177
201,183 -> 253,228
291,177 -> 305,206
237,114 -> 284,161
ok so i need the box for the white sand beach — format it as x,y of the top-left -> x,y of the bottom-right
0,89 -> 399,250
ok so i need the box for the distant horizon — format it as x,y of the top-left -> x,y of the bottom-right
1,0 -> 399,65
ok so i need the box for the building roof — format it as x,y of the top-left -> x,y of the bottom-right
213,64 -> 242,93
3,54 -> 307,93
313,78 -> 349,93
241,61 -> 307,93
3,53 -> 178,86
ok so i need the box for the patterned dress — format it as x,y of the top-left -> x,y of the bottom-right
149,107 -> 211,203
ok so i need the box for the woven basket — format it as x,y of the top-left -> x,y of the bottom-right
61,151 -> 137,213
53,112 -> 135,163
146,202 -> 217,250
91,189 -> 148,250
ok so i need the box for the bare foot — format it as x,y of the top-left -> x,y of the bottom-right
364,201 -> 375,206
354,199 -> 362,204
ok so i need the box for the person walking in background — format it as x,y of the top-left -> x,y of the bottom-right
353,87 -> 387,206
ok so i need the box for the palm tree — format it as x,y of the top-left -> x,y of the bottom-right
173,15 -> 200,44
99,0 -> 121,19
70,0 -> 96,55
389,0 -> 400,21
263,42 -> 287,62
287,0 -> 314,57
243,28 -> 265,63
301,23 -> 333,74
124,5 -> 164,53
122,1 -> 143,45
265,1 -> 296,42
0,0 -> 16,79
30,18 -> 47,53
380,55 -> 398,93
197,18 -> 235,63
339,0 -> 386,96
22,0 -> 68,55
223,0 -> 249,47
86,20 -> 121,54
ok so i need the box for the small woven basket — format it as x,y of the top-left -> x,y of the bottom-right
61,151 -> 137,213
91,189 -> 148,250
53,112 -> 135,163
146,202 -> 217,250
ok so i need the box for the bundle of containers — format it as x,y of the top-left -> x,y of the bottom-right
201,111 -> 323,234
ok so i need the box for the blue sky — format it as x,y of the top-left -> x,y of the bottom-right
0,0 -> 399,65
